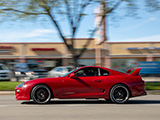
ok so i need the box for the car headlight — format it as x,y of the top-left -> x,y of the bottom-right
17,82 -> 25,88
26,72 -> 34,75
15,72 -> 21,75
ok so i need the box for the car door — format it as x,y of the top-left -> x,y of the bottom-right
62,67 -> 105,98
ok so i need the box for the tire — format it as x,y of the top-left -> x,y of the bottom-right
5,79 -> 10,81
110,84 -> 130,104
31,85 -> 51,104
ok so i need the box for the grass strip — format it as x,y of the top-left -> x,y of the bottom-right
0,82 -> 22,91
145,82 -> 160,90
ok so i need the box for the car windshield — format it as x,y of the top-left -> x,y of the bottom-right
28,64 -> 39,69
0,65 -> 9,70
61,68 -> 79,77
67,67 -> 72,72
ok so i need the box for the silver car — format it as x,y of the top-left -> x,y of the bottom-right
0,64 -> 13,81
48,66 -> 73,77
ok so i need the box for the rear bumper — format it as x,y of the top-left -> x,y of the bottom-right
139,91 -> 147,96
143,91 -> 147,95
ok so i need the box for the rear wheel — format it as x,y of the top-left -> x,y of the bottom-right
31,85 -> 51,104
110,84 -> 130,104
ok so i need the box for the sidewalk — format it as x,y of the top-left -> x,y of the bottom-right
142,77 -> 160,82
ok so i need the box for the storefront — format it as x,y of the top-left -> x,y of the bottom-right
108,41 -> 160,71
0,39 -> 105,70
1,40 -> 160,71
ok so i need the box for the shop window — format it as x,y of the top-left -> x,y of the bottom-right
111,59 -> 138,72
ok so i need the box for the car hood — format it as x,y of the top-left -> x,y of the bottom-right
0,70 -> 11,73
29,69 -> 47,72
25,76 -> 63,85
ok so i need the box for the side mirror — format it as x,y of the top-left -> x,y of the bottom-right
69,73 -> 75,78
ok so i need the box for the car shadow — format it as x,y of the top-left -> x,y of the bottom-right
127,100 -> 160,104
21,99 -> 160,105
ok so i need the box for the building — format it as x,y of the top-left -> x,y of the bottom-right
108,41 -> 160,71
0,39 -> 105,70
0,39 -> 160,71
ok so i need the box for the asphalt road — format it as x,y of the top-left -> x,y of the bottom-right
0,95 -> 160,120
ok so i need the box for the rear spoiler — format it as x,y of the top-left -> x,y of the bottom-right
126,68 -> 141,76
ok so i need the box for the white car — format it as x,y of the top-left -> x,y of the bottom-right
48,66 -> 73,77
0,64 -> 14,81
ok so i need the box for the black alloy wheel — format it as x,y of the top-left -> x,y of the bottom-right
110,84 -> 130,104
31,85 -> 51,104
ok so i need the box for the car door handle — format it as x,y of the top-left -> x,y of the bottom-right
94,80 -> 102,82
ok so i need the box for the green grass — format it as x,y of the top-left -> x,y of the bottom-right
0,82 -> 22,91
145,82 -> 160,90
0,82 -> 160,91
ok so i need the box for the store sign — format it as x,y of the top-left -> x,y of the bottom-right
32,48 -> 56,51
0,46 -> 13,49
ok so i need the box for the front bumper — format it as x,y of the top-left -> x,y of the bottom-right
0,76 -> 11,80
15,87 -> 30,100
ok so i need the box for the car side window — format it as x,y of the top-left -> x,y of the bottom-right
75,68 -> 99,77
100,68 -> 110,76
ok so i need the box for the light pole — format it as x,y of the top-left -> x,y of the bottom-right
95,0 -> 107,66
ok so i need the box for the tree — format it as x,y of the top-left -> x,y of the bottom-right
1,0 -> 160,67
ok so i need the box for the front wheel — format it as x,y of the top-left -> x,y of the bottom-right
110,84 -> 130,104
31,85 -> 51,104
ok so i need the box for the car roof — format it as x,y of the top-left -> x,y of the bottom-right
78,66 -> 127,75
79,66 -> 107,69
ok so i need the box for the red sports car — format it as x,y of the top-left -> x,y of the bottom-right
15,66 -> 146,104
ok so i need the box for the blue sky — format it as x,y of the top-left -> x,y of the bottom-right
0,2 -> 160,43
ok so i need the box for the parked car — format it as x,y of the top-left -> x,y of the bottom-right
15,66 -> 146,104
47,66 -> 73,77
14,63 -> 47,80
0,64 -> 14,81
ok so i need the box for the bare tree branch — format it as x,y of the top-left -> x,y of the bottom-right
64,0 -> 93,58
1,8 -> 47,15
75,0 -> 92,27
106,0 -> 122,14
78,13 -> 106,58
64,0 -> 74,28
46,9 -> 74,55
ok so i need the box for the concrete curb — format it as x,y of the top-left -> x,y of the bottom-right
147,90 -> 160,95
0,91 -> 15,95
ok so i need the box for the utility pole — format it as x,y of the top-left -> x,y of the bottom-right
95,0 -> 107,66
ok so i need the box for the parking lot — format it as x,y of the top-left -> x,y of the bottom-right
0,95 -> 160,120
